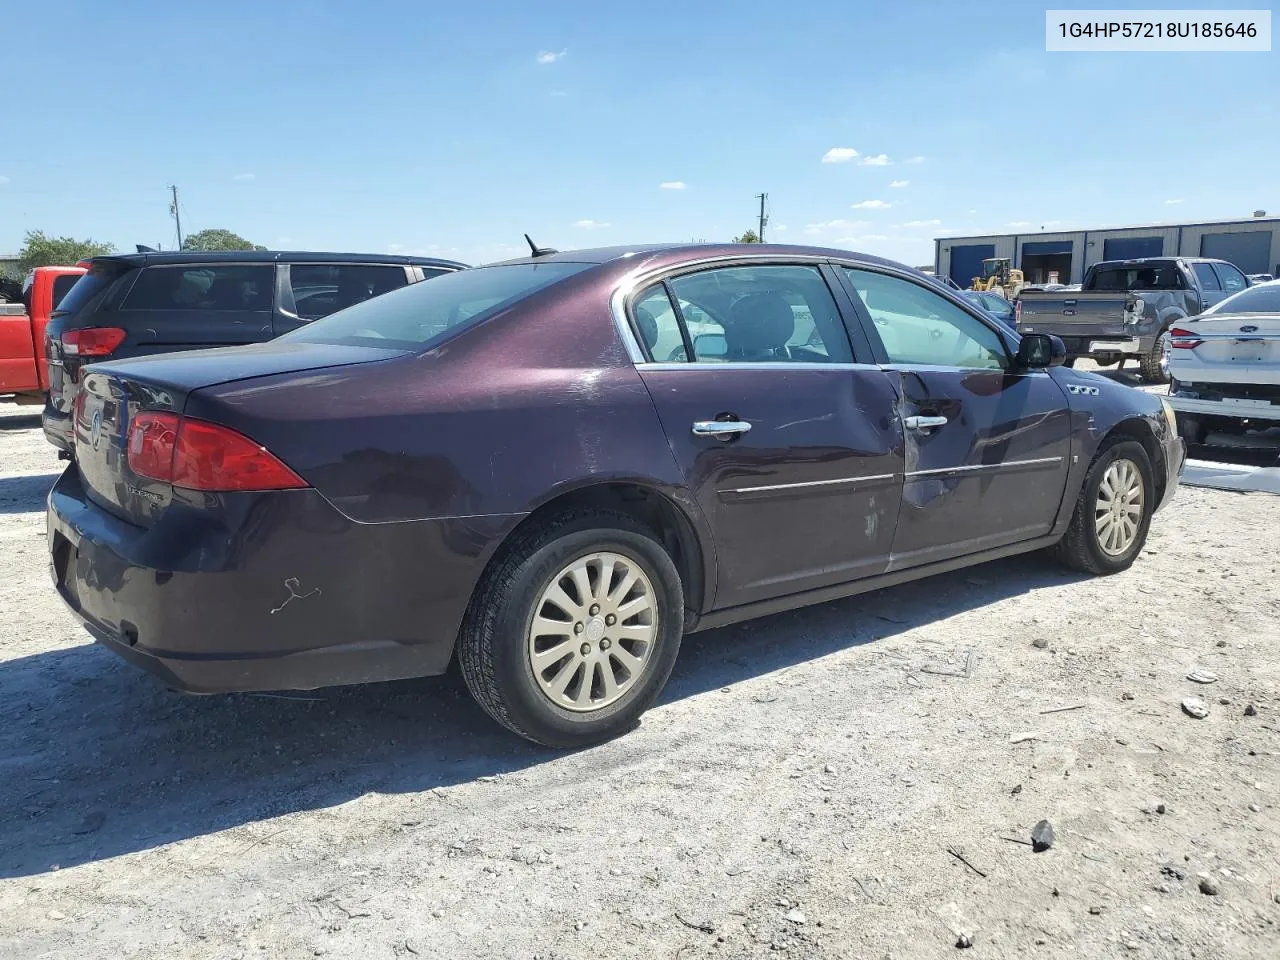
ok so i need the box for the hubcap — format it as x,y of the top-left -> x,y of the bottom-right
1094,458 -> 1145,557
526,552 -> 658,713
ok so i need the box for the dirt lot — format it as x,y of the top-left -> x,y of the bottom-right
1,401 -> 1278,960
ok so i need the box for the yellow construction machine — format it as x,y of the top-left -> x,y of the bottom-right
971,258 -> 1025,298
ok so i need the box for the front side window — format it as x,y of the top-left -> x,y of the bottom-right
653,264 -> 852,363
285,261 -> 590,349
1192,262 -> 1222,291
289,264 -> 408,320
844,268 -> 1008,370
123,264 -> 275,311
1213,262 -> 1248,294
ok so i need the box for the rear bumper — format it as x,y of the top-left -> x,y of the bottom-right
47,465 -> 522,692
42,401 -> 73,452
1169,394 -> 1280,422
1047,335 -> 1152,357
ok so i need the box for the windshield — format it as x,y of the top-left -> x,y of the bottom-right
284,261 -> 593,349
1205,281 -> 1280,315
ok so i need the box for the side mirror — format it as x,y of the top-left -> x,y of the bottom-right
1016,333 -> 1066,369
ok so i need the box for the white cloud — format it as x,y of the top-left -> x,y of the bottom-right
852,199 -> 891,210
537,49 -> 567,64
890,179 -> 909,188
859,154 -> 891,166
804,218 -> 868,234
905,155 -> 926,164
821,147 -> 859,164
1007,220 -> 1032,227
967,208 -> 978,214
0,175 -> 9,184
1165,198 -> 1185,205
773,224 -> 788,232
550,90 -> 568,97
835,234 -> 889,244
659,181 -> 686,190
233,173 -> 255,181
574,219 -> 611,229
902,219 -> 941,228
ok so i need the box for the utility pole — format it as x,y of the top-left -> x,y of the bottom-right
756,192 -> 768,243
168,185 -> 183,249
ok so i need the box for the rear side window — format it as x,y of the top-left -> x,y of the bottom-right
1205,282 -> 1280,314
289,264 -> 408,320
1088,264 -> 1184,291
1213,262 -> 1248,294
1192,262 -> 1221,291
53,261 -> 134,316
51,274 -> 80,309
284,261 -> 591,349
124,265 -> 274,311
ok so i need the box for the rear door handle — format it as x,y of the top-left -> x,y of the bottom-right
692,420 -> 752,438
904,415 -> 948,431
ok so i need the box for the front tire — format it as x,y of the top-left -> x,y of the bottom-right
1054,438 -> 1155,575
457,510 -> 684,748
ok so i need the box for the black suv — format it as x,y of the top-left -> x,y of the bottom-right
43,250 -> 465,453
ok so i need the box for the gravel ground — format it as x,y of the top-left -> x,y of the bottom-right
0,400 -> 1278,960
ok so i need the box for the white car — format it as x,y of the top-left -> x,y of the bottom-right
1167,280 -> 1280,443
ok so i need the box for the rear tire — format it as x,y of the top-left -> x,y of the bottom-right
1054,438 -> 1155,575
456,510 -> 684,748
1176,414 -> 1207,446
1139,330 -> 1172,384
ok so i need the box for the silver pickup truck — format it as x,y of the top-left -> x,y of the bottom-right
1016,257 -> 1250,382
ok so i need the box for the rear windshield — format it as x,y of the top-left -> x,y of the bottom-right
1205,282 -> 1280,315
52,261 -> 134,316
283,261 -> 592,349
1086,264 -> 1183,291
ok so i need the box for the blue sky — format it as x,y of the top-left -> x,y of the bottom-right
2,1 -> 1276,267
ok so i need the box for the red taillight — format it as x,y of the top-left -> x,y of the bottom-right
62,327 -> 126,357
126,414 -> 308,492
1169,327 -> 1202,350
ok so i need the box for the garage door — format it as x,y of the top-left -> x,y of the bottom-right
1021,240 -> 1073,256
1102,236 -> 1163,260
1200,232 -> 1272,275
949,244 -> 995,288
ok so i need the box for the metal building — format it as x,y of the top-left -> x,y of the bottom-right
934,215 -> 1280,289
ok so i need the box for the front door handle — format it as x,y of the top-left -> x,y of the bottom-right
904,415 -> 948,431
692,420 -> 752,438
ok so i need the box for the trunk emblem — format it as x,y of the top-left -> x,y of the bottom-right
90,409 -> 104,451
1240,325 -> 1259,333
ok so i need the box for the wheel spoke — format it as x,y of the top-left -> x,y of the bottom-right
596,556 -> 617,602
532,640 -> 575,670
570,564 -> 594,610
614,622 -> 654,642
546,657 -> 581,699
608,569 -> 638,605
599,658 -> 621,701
531,615 -> 573,638
574,663 -> 598,708
611,646 -> 644,673
543,583 -> 584,620
616,593 -> 653,620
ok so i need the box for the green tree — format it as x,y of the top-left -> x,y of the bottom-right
734,229 -> 761,243
181,228 -> 266,252
18,230 -> 115,271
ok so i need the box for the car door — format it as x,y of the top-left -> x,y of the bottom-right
274,263 -> 412,335
1191,262 -> 1227,310
838,266 -> 1072,570
1212,261 -> 1249,299
629,261 -> 905,610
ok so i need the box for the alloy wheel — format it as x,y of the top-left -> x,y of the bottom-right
1157,331 -> 1172,379
1094,458 -> 1145,556
526,552 -> 658,712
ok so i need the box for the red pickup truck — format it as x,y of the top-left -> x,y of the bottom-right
0,265 -> 86,403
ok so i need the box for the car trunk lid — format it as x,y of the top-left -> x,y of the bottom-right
1173,313 -> 1280,371
72,341 -> 406,527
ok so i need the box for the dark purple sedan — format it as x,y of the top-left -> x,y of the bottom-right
48,243 -> 1184,746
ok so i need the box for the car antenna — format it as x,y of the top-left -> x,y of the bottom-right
135,244 -> 158,253
524,233 -> 558,258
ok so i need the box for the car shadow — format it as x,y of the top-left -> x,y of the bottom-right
0,413 -> 42,431
0,472 -> 59,515
0,551 -> 1087,878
